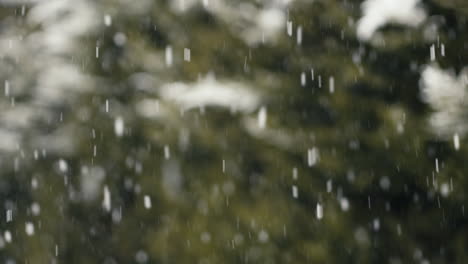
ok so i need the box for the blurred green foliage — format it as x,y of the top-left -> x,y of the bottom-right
0,0 -> 467,263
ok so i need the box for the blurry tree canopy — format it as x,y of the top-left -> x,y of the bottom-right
0,0 -> 467,263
